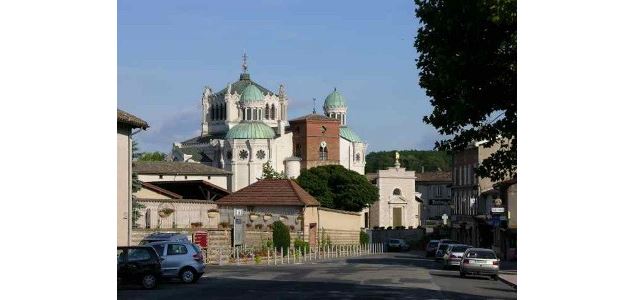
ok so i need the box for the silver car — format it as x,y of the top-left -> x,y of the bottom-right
434,240 -> 458,261
459,248 -> 500,279
140,232 -> 190,245
442,244 -> 470,269
148,241 -> 205,283
387,239 -> 410,252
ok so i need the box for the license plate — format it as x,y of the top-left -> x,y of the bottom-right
475,260 -> 486,264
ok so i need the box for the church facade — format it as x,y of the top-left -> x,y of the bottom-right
171,56 -> 366,192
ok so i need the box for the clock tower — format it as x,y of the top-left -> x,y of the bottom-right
288,113 -> 341,170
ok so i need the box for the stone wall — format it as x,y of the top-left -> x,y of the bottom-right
319,228 -> 359,245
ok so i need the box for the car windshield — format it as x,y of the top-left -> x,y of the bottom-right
465,250 -> 496,259
451,246 -> 469,252
438,244 -> 449,251
428,242 -> 438,248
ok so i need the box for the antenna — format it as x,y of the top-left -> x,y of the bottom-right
312,98 -> 316,114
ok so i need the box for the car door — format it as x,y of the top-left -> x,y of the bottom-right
117,248 -> 128,281
127,248 -> 153,279
163,243 -> 189,277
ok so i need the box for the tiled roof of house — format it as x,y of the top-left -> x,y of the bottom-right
214,73 -> 276,97
133,161 -> 231,175
415,171 -> 452,182
117,109 -> 149,129
215,179 -> 320,207
141,182 -> 183,199
177,147 -> 215,163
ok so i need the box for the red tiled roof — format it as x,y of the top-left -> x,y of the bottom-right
117,109 -> 149,129
215,179 -> 320,207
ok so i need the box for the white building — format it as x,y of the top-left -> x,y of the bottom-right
171,55 -> 366,191
367,154 -> 420,228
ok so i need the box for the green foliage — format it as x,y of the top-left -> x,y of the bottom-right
254,255 -> 262,264
359,230 -> 369,245
296,165 -> 379,212
260,161 -> 287,179
138,151 -> 167,161
293,238 -> 309,251
131,143 -> 145,227
272,221 -> 291,251
365,150 -> 450,173
414,0 -> 517,181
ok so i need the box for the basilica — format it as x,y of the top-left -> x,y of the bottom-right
171,56 -> 367,192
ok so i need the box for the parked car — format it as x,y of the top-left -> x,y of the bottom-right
434,240 -> 458,261
147,241 -> 205,283
139,232 -> 190,245
387,239 -> 410,252
459,248 -> 500,279
425,240 -> 439,257
442,244 -> 470,269
117,246 -> 162,289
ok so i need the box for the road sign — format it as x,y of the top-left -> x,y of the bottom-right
234,208 -> 244,216
491,207 -> 505,213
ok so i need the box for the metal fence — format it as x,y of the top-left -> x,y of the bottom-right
206,243 -> 385,266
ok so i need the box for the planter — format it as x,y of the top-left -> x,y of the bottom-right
263,214 -> 272,222
207,209 -> 219,218
279,215 -> 288,222
191,222 -> 202,228
249,213 -> 260,222
295,216 -> 303,225
158,208 -> 174,218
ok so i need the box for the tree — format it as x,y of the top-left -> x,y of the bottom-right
414,0 -> 517,181
138,151 -> 167,162
365,150 -> 450,173
296,165 -> 379,212
359,230 -> 369,245
130,139 -> 145,227
272,220 -> 291,251
260,161 -> 287,179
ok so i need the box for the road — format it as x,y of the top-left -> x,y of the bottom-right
118,251 -> 517,299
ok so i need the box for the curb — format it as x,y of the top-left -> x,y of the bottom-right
498,274 -> 517,289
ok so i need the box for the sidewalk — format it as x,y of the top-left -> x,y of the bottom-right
498,260 -> 517,288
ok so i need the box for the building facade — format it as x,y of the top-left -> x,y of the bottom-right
117,109 -> 148,246
415,171 -> 452,227
367,155 -> 419,228
450,141 -> 503,247
171,56 -> 366,191
133,161 -> 232,191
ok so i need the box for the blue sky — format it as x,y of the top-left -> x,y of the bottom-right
118,0 -> 443,153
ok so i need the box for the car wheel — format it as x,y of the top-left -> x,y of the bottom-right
490,275 -> 498,280
141,273 -> 158,289
460,271 -> 466,278
180,267 -> 196,284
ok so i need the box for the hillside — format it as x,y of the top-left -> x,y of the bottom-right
364,150 -> 451,174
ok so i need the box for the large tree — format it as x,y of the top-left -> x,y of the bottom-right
138,151 -> 167,162
414,0 -> 516,181
296,165 -> 379,212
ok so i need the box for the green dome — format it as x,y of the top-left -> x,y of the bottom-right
226,121 -> 276,139
340,126 -> 363,143
240,84 -> 265,103
323,88 -> 347,109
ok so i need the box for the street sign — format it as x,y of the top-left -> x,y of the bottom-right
441,214 -> 448,225
491,207 -> 505,213
234,208 -> 244,216
233,218 -> 244,246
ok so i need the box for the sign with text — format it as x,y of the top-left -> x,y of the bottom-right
491,207 -> 505,213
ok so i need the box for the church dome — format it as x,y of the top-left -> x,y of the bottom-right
226,121 -> 276,139
240,84 -> 265,103
323,88 -> 347,110
340,126 -> 363,142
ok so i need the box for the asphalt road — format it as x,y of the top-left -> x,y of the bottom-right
118,251 -> 517,300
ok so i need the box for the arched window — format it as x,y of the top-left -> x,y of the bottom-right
319,145 -> 328,161
220,103 -> 225,120
271,105 -> 276,120
265,104 -> 270,119
145,208 -> 151,229
241,108 -> 246,120
393,188 -> 402,196
247,109 -> 252,120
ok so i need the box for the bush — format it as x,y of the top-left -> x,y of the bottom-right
294,238 -> 309,251
359,230 -> 369,245
272,221 -> 290,251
